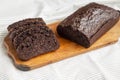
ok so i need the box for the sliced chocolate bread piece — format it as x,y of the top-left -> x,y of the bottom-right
7,18 -> 59,60
15,26 -> 59,60
8,18 -> 46,45
9,23 -> 44,43
57,2 -> 120,48
9,18 -> 46,47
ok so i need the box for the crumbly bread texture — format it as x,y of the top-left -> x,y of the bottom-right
57,2 -> 119,48
8,18 -> 59,60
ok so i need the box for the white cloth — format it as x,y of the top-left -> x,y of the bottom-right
0,0 -> 120,80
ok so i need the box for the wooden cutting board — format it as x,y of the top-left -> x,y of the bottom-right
4,20 -> 120,71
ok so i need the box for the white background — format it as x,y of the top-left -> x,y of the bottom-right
0,0 -> 120,80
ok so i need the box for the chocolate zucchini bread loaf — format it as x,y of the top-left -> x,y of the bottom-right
8,18 -> 59,60
57,2 -> 120,48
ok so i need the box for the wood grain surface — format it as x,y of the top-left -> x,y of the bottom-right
4,20 -> 120,71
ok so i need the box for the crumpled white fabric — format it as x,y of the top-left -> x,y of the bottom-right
0,0 -> 120,80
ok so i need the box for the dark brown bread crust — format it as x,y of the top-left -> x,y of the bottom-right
57,2 -> 120,48
8,18 -> 59,60
7,18 -> 46,32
